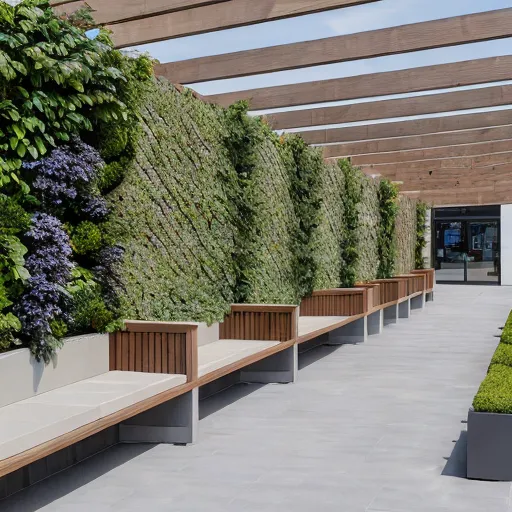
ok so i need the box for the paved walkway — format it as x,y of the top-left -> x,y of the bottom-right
4,285 -> 512,512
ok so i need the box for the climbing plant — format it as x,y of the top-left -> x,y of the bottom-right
416,201 -> 428,269
282,135 -> 323,298
338,159 -> 362,287
377,179 -> 399,279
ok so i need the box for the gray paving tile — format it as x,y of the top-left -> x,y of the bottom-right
2,285 -> 512,511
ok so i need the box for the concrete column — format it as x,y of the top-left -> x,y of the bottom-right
120,389 -> 198,445
241,344 -> 298,384
327,317 -> 367,345
398,298 -> 411,319
367,309 -> 384,336
383,304 -> 398,326
411,293 -> 425,311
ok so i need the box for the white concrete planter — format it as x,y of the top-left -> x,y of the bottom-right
467,407 -> 512,481
0,333 -> 109,408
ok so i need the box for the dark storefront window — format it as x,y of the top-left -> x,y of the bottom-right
434,206 -> 500,284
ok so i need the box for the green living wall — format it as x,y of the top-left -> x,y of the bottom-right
0,0 -> 421,360
394,196 -> 417,275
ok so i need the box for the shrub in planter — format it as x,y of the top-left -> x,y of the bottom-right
500,311 -> 512,344
490,343 -> 512,368
473,364 -> 512,414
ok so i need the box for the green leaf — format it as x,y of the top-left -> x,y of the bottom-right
12,124 -> 25,139
27,145 -> 38,159
16,143 -> 26,158
34,136 -> 46,155
32,96 -> 43,112
9,137 -> 18,151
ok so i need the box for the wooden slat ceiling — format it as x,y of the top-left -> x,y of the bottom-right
103,0 -> 381,48
156,8 -> 512,84
53,0 -> 512,206
267,84 -> 512,130
206,56 -> 512,110
300,110 -> 512,144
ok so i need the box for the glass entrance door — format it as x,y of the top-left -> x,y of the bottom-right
435,220 -> 500,284
435,221 -> 466,282
467,221 -> 500,283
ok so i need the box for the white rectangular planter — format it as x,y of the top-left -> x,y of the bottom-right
0,333 -> 109,408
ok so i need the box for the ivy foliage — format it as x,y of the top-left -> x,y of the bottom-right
222,101 -> 262,303
377,180 -> 399,279
282,135 -> 323,298
104,80 -> 239,324
416,202 -> 428,269
0,0 -> 127,183
311,161 -> 346,290
338,159 -> 362,287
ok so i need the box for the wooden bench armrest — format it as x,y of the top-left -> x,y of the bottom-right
111,321 -> 199,382
221,304 -> 299,342
300,288 -> 368,316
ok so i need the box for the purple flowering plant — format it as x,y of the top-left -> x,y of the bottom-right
22,138 -> 108,221
15,213 -> 74,363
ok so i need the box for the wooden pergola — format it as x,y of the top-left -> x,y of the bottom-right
52,0 -> 512,206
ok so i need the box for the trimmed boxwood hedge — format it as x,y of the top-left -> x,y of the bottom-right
473,311 -> 512,413
473,364 -> 512,414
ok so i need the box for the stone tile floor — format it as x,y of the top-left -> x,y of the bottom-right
3,284 -> 512,511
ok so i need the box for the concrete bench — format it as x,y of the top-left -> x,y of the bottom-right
197,304 -> 299,392
0,327 -> 196,496
298,288 -> 368,346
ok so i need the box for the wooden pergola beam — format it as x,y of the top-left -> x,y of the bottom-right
268,84 -> 512,130
322,125 -> 512,158
53,0 -> 230,24
207,55 -> 512,110
356,152 -> 512,173
107,0 -> 381,48
156,9 -> 512,84
300,109 -> 512,145
370,163 -> 512,181
402,187 -> 512,207
350,140 -> 512,165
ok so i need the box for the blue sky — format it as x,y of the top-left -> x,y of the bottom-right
129,0 -> 512,132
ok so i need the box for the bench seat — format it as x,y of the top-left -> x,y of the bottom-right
198,339 -> 281,378
298,316 -> 350,341
0,371 -> 186,461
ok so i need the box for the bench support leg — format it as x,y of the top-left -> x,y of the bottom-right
241,344 -> 298,384
383,304 -> 398,326
367,309 -> 384,336
426,291 -> 434,302
411,293 -> 425,311
119,389 -> 198,445
399,298 -> 411,319
327,317 -> 367,345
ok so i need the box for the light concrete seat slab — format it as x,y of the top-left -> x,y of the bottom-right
0,371 -> 186,461
198,339 -> 280,378
298,316 -> 349,338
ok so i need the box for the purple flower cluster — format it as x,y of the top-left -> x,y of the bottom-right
23,138 -> 108,220
15,214 -> 73,362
